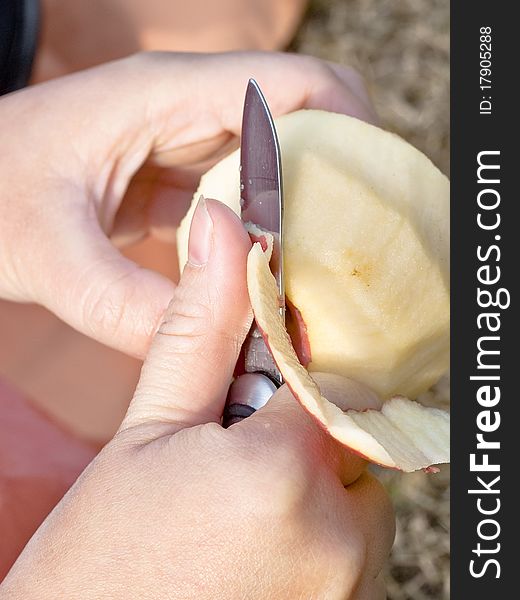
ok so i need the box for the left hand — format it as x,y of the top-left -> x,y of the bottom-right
0,51 -> 377,358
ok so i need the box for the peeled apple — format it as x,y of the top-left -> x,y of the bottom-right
177,110 -> 450,472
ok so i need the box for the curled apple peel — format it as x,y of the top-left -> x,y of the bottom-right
248,242 -> 449,472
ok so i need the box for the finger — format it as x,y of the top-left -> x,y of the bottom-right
111,163 -> 204,247
242,373 -> 383,486
325,62 -> 380,125
344,473 -> 395,598
120,198 -> 252,435
140,52 -> 379,166
198,52 -> 377,128
33,218 -> 176,359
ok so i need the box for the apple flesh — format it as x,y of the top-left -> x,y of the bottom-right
178,110 -> 449,401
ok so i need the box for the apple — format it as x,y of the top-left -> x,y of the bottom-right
177,110 -> 450,471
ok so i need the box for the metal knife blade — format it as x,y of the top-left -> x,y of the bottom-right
240,79 -> 284,384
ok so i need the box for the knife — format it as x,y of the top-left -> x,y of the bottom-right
222,78 -> 284,427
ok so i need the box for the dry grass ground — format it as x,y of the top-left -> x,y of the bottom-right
292,1 -> 450,598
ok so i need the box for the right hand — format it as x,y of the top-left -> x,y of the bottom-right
1,200 -> 393,600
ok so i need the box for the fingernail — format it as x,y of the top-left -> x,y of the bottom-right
188,196 -> 213,266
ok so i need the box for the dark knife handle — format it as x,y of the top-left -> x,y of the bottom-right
222,372 -> 280,427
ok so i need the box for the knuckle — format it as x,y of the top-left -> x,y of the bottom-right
159,298 -> 211,335
157,295 -> 244,357
81,273 -> 133,340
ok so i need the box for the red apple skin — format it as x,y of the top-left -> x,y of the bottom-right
248,232 -> 270,252
0,381 -> 96,581
286,299 -> 312,367
423,466 -> 441,474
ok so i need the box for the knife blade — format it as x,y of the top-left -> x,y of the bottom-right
240,78 -> 284,385
222,79 -> 284,427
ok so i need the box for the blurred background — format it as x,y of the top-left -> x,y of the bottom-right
292,0 -> 449,176
292,2 -> 450,598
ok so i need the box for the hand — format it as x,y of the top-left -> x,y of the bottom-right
0,51 -> 377,358
0,200 -> 394,599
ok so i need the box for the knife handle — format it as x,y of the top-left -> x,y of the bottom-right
222,372 -> 279,427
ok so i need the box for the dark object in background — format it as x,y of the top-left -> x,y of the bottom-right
0,0 -> 40,95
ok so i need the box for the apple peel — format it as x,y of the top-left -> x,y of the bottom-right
247,242 -> 450,473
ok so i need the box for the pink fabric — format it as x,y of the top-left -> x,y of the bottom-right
0,380 -> 96,581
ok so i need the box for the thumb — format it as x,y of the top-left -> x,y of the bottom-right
120,198 -> 252,435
